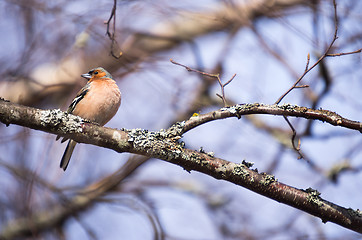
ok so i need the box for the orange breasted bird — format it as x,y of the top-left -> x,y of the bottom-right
57,67 -> 121,171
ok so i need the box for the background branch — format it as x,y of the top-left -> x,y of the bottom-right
1,0 -> 361,238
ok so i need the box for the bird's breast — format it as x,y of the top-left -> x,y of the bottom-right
72,79 -> 121,125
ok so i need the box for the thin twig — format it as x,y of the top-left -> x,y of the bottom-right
170,59 -> 236,107
282,116 -> 303,159
105,0 -> 122,59
170,59 -> 219,77
275,0 -> 339,105
216,73 -> 236,106
275,0 -> 339,159
326,48 -> 362,57
275,53 -> 312,105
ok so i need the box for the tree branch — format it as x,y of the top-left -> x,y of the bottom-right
0,99 -> 361,235
182,103 -> 362,134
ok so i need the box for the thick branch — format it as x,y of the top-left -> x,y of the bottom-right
0,99 -> 362,235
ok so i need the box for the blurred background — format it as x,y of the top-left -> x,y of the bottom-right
0,0 -> 361,239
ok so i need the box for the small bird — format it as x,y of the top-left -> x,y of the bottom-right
57,67 -> 121,171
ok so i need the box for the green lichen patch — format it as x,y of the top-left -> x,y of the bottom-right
40,109 -> 83,134
305,187 -> 323,207
260,173 -> 277,186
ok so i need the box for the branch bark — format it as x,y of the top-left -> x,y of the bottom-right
0,98 -> 361,236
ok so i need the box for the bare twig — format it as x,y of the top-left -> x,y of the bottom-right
170,59 -> 235,106
275,53 -> 310,158
275,53 -> 312,105
105,0 -> 122,59
275,0 -> 339,105
170,59 -> 218,77
215,74 -> 236,106
282,116 -> 303,159
274,0 -> 341,159
326,48 -> 362,57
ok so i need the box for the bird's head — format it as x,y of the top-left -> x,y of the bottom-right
81,67 -> 113,80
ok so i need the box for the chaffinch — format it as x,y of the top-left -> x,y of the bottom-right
57,67 -> 121,171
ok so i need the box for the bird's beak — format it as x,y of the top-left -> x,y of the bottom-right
81,73 -> 92,79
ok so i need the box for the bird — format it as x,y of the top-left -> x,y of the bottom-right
57,67 -> 121,171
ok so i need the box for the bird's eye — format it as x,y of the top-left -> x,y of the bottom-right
94,71 -> 98,75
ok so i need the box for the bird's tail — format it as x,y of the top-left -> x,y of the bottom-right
60,140 -> 77,171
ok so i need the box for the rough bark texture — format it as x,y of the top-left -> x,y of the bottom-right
0,99 -> 361,237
